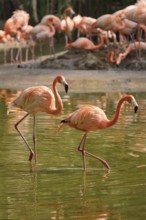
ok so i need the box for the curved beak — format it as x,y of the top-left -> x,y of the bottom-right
132,98 -> 138,113
61,78 -> 69,93
64,83 -> 69,93
134,105 -> 138,113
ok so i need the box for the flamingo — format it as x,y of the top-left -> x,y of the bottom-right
116,41 -> 146,65
92,12 -> 126,33
10,75 -> 69,163
61,7 -> 75,44
73,14 -> 83,38
77,16 -> 96,37
66,37 -> 104,50
4,9 -> 30,63
58,95 -> 138,171
41,15 -> 62,32
29,22 -> 55,57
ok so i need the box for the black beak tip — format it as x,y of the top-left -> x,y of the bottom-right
134,106 -> 138,113
65,84 -> 69,93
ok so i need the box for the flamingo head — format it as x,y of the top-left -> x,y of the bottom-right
64,7 -> 75,16
56,75 -> 69,93
116,54 -> 125,65
125,95 -> 139,113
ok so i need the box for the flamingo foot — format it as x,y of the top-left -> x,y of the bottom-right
29,152 -> 34,161
99,158 -> 110,170
81,149 -> 110,170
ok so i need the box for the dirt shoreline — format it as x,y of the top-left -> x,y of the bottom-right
0,54 -> 146,93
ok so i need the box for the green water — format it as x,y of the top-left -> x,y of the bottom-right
0,91 -> 146,220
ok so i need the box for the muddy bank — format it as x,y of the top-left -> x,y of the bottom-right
38,48 -> 146,71
0,60 -> 146,92
0,47 -> 146,92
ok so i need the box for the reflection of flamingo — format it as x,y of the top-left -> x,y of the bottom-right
116,41 -> 146,65
10,75 -> 69,163
66,37 -> 104,50
59,95 -> 138,171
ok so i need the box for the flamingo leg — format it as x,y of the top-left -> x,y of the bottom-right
84,151 -> 110,170
78,133 -> 110,170
78,133 -> 87,171
33,115 -> 37,163
14,112 -> 34,161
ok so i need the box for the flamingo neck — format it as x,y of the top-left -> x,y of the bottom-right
63,10 -> 68,19
121,47 -> 131,57
107,97 -> 125,128
51,79 -> 63,115
110,51 -> 117,63
93,37 -> 104,50
49,23 -> 54,32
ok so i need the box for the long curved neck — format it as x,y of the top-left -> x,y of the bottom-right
51,79 -> 63,114
121,47 -> 131,57
93,37 -> 104,50
107,51 -> 117,63
64,9 -> 68,20
107,97 -> 125,128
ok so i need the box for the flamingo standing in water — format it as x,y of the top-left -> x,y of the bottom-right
10,75 -> 69,163
58,95 -> 138,171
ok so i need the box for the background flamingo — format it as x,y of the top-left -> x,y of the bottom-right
116,41 -> 146,65
58,95 -> 138,171
61,7 -> 75,45
10,75 -> 69,163
66,37 -> 104,50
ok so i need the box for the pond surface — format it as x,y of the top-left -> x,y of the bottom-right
0,90 -> 146,220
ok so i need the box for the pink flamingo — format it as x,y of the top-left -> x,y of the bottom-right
10,75 -> 69,163
116,41 -> 146,65
41,15 -> 62,32
66,37 -> 104,50
61,7 -> 75,44
58,95 -> 138,171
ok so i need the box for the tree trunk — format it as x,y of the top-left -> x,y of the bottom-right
32,0 -> 39,23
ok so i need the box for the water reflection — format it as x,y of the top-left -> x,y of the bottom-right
0,90 -> 146,219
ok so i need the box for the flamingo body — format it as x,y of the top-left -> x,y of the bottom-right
11,75 -> 69,163
66,37 -> 103,50
64,105 -> 109,132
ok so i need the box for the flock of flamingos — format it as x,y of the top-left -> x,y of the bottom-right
1,0 -> 143,170
1,0 -> 146,65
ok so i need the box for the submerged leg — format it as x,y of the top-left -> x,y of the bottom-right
33,115 -> 37,163
15,112 -> 34,161
78,133 -> 110,170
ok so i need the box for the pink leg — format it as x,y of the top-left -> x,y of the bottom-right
33,115 -> 37,163
78,133 -> 110,171
15,112 -> 34,161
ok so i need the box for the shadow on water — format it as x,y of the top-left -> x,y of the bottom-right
0,90 -> 146,219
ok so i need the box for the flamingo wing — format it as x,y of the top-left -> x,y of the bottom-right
64,105 -> 109,132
